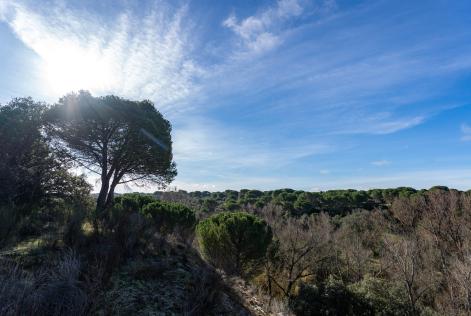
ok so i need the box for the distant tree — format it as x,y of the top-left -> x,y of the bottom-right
196,211 -> 272,276
45,91 -> 177,220
222,199 -> 240,211
202,197 -> 218,213
224,190 -> 239,201
293,192 -> 315,214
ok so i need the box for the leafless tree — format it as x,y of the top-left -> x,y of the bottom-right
383,234 -> 439,315
260,205 -> 334,300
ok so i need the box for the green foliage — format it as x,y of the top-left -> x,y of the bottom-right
196,211 -> 272,276
224,190 -> 239,201
0,98 -> 82,209
222,199 -> 240,211
142,201 -> 196,239
115,193 -> 156,213
154,187 -> 429,219
46,91 -> 177,214
348,275 -> 410,316
109,194 -> 196,242
0,98 -> 92,247
202,197 -> 217,213
291,276 -> 372,316
293,192 -> 315,214
0,98 -> 45,207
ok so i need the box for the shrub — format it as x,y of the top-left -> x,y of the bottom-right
196,211 -> 272,276
290,276 -> 372,316
115,193 -> 156,212
348,275 -> 410,315
142,201 -> 196,242
104,193 -> 156,232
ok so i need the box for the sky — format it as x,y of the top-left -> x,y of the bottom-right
1,0 -> 471,192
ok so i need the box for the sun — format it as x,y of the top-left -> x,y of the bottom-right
40,42 -> 115,96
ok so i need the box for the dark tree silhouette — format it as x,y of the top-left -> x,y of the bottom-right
45,91 -> 177,218
0,97 -> 91,245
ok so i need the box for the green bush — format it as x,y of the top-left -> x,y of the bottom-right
222,199 -> 240,211
291,276 -> 372,316
108,195 -> 196,251
106,194 -> 156,230
114,193 -> 156,212
348,275 -> 410,316
141,201 -> 196,242
196,211 -> 272,276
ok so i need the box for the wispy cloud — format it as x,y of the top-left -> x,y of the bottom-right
1,0 -> 471,191
338,115 -> 425,135
0,1 -> 202,107
461,123 -> 471,141
173,118 -> 331,169
371,160 -> 391,166
222,0 -> 337,56
223,0 -> 304,54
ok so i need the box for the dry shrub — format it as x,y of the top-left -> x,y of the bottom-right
184,266 -> 224,315
0,251 -> 87,316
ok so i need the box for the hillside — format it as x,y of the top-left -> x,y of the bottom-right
2,93 -> 470,316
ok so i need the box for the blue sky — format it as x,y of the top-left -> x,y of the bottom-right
1,0 -> 471,192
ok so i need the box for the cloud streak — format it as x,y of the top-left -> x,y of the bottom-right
0,1 -> 202,107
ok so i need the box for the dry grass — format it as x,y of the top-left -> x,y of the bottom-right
0,250 -> 87,316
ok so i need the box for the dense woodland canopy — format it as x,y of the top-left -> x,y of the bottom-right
1,94 -> 471,315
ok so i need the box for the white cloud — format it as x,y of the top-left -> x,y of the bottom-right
371,160 -> 391,166
0,1 -> 203,107
223,0 -> 306,54
319,169 -> 330,174
333,115 -> 425,135
371,117 -> 424,134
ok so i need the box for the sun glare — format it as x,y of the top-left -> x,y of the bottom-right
40,42 -> 115,96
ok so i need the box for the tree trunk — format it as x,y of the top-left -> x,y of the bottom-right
104,179 -> 119,210
96,178 -> 109,212
94,175 -> 110,233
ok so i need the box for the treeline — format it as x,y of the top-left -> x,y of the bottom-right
154,186 -> 446,216
156,187 -> 471,315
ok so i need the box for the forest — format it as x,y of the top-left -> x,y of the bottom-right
1,93 -> 471,316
